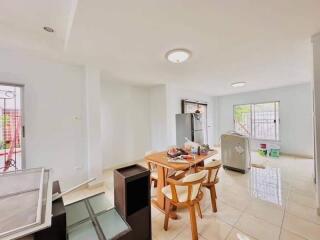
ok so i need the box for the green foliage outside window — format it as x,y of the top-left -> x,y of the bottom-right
234,105 -> 250,122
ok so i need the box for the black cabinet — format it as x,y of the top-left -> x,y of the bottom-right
114,165 -> 151,240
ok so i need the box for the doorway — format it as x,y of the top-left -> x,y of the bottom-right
0,84 -> 24,173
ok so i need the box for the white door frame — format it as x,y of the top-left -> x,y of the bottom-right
0,82 -> 25,170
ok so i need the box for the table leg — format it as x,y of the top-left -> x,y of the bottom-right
157,165 -> 166,209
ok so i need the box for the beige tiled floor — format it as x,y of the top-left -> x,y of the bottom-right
64,152 -> 319,240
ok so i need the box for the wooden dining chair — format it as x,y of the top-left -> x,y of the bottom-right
145,150 -> 158,187
162,170 -> 207,240
196,160 -> 221,212
145,150 -> 186,187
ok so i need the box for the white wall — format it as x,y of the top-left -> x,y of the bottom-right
0,49 -> 152,188
85,66 -> 103,180
218,83 -> 314,157
0,48 -> 87,189
149,85 -> 168,151
100,79 -> 151,169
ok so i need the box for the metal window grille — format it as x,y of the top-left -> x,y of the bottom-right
234,101 -> 280,141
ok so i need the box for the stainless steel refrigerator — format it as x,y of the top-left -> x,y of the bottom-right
176,113 -> 205,147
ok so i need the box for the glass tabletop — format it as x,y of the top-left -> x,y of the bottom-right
65,201 -> 90,227
89,193 -> 113,214
68,220 -> 99,240
66,193 -> 130,240
97,209 -> 129,240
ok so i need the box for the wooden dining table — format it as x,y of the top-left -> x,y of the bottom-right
144,150 -> 217,219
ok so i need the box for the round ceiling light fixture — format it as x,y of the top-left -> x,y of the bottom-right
166,49 -> 191,63
231,82 -> 246,88
43,26 -> 54,33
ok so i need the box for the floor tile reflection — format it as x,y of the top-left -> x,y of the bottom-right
250,167 -> 284,206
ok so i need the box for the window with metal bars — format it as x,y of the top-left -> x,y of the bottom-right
233,101 -> 280,141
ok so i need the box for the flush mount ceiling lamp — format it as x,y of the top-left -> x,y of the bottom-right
166,49 -> 191,63
231,82 -> 246,88
43,26 -> 54,33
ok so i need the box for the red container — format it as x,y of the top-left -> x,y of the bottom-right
260,143 -> 267,149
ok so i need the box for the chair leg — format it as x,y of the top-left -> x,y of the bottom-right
189,205 -> 199,240
213,185 -> 217,199
209,186 -> 217,212
164,198 -> 171,231
195,202 -> 202,219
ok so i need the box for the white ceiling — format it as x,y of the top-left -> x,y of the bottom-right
0,0 -> 77,55
1,0 -> 320,95
0,0 -> 71,40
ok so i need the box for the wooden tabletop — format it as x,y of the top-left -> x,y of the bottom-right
144,150 -> 218,170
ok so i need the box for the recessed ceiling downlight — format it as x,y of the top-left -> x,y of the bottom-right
166,49 -> 191,63
231,82 -> 246,88
43,26 -> 54,33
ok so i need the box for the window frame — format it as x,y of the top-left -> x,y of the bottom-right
233,101 -> 280,141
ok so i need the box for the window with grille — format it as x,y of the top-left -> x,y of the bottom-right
234,101 -> 280,141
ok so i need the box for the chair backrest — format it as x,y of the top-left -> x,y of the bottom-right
145,150 -> 158,171
202,160 -> 221,184
183,170 -> 207,201
167,170 -> 207,203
